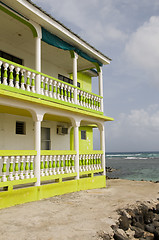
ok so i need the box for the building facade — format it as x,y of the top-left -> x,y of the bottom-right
0,0 -> 113,209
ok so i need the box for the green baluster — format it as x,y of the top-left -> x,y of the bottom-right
60,155 -> 64,174
40,156 -> 44,176
68,87 -> 71,102
93,155 -> 97,170
3,63 -> 8,85
44,156 -> 49,176
31,73 -> 35,93
52,156 -> 56,175
64,86 -> 67,101
41,76 -> 44,94
71,89 -> 74,102
30,156 -> 34,178
53,81 -> 57,99
56,156 -> 60,174
49,79 -> 53,97
21,69 -> 25,90
9,65 -> 14,87
14,156 -> 20,180
61,85 -> 64,100
68,156 -> 71,172
2,156 -> 7,182
20,156 -> 24,179
15,67 -> 20,89
0,61 -> 2,83
57,83 -> 60,99
26,71 -> 31,91
44,78 -> 48,96
82,156 -> 85,171
49,156 -> 52,175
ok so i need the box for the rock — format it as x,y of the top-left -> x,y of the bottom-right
153,221 -> 159,228
145,224 -> 155,233
144,231 -> 154,240
130,226 -> 145,238
125,228 -> 135,239
113,230 -> 129,240
154,227 -> 159,240
156,203 -> 159,214
118,213 -> 130,231
133,221 -> 145,230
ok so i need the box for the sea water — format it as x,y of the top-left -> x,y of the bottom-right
106,152 -> 159,182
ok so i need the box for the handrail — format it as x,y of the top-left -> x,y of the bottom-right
0,150 -> 37,156
41,150 -> 77,155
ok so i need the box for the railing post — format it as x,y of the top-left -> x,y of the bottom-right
72,52 -> 78,104
34,113 -> 43,186
73,120 -> 80,179
100,124 -> 106,175
98,66 -> 104,112
35,36 -> 41,94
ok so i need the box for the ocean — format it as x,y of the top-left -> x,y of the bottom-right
105,152 -> 159,182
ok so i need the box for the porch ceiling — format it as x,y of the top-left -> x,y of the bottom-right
43,114 -> 71,124
0,10 -> 35,60
42,42 -> 96,74
1,6 -> 98,73
0,105 -> 32,117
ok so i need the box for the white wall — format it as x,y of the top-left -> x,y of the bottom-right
0,41 -> 70,80
0,114 -> 70,150
42,120 -> 70,150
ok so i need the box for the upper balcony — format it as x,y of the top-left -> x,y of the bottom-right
0,56 -> 103,115
0,1 -> 112,119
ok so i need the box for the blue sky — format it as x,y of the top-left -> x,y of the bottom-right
32,0 -> 159,152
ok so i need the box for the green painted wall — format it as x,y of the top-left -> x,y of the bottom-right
70,72 -> 92,92
70,126 -> 93,151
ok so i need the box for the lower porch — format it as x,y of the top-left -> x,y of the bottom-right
0,150 -> 105,209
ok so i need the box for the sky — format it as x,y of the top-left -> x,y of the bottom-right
32,0 -> 159,152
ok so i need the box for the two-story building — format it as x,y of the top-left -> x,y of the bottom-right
0,0 -> 113,209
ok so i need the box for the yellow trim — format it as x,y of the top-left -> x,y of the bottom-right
40,172 -> 77,182
79,150 -> 103,155
0,178 -> 37,189
0,150 -> 37,156
0,89 -> 113,121
0,175 -> 106,209
0,4 -> 37,37
41,150 -> 77,155
79,169 -> 104,175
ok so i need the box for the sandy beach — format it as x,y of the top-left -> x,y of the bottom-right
0,179 -> 158,240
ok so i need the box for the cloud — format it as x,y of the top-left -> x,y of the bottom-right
107,104 -> 159,151
32,0 -> 127,49
125,16 -> 159,84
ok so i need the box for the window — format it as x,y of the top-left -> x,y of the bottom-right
81,130 -> 86,140
58,74 -> 80,88
16,121 -> 26,135
41,127 -> 51,150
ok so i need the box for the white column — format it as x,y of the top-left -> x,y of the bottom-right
100,124 -> 106,175
74,121 -> 80,179
73,52 -> 78,104
35,36 -> 41,94
98,66 -> 104,112
34,113 -> 43,186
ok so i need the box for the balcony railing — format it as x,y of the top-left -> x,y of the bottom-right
0,57 -> 103,113
0,150 -> 104,189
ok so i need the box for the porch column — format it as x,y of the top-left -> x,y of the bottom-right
35,36 -> 41,94
73,52 -> 78,104
100,123 -> 106,175
98,66 -> 104,112
74,121 -> 80,179
34,113 -> 43,186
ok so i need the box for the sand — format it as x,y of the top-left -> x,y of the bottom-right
0,179 -> 158,240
